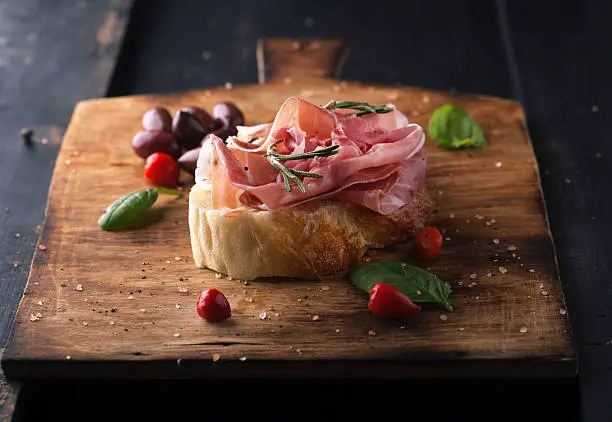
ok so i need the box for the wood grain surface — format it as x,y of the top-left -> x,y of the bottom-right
2,38 -> 574,380
0,0 -> 133,418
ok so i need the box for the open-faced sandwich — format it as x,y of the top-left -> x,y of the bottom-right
188,96 -> 433,280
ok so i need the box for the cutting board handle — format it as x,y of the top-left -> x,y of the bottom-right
257,38 -> 348,84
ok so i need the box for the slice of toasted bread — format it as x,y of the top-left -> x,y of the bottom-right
188,183 -> 434,280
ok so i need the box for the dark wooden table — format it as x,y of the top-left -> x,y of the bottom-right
1,0 -> 610,420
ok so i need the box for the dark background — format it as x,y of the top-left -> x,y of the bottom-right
1,0 -> 610,420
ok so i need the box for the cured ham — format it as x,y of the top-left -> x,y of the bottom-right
195,96 -> 426,215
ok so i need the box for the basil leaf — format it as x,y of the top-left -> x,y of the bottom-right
428,104 -> 486,150
348,260 -> 453,311
98,188 -> 159,231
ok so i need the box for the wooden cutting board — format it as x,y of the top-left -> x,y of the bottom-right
2,38 -> 574,379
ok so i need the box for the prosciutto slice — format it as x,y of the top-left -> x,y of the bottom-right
195,96 -> 426,215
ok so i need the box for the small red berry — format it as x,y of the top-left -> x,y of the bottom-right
143,152 -> 180,187
414,227 -> 443,261
196,289 -> 231,322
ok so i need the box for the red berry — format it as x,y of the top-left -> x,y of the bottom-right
196,289 -> 231,322
368,283 -> 421,319
414,226 -> 443,261
143,152 -> 180,187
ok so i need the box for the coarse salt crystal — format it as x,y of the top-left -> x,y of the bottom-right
560,309 -> 567,315
215,273 -> 222,279
34,282 -> 39,286
110,321 -> 115,325
541,290 -> 548,296
259,312 -> 267,320
458,328 -> 465,331
335,329 -> 341,333
320,286 -> 330,291
212,353 -> 221,362
529,269 -> 535,273
487,272 -> 493,277
245,297 -> 253,303
30,313 -> 40,321
311,315 -> 321,321
177,287 -> 188,293
128,295 -> 134,300
439,314 -> 448,322
498,266 -> 508,274
368,330 -> 377,336
457,281 -> 463,286
475,214 -> 484,220
470,273 -> 477,279
507,245 -> 517,251
519,327 -> 528,333
492,239 -> 500,245
37,300 -> 43,306
174,256 -> 182,261
82,322 -> 88,326
239,356 -> 247,361
140,308 -> 146,313
175,304 -> 180,309
495,161 -> 502,168
173,333 -> 180,338
75,284 -> 83,291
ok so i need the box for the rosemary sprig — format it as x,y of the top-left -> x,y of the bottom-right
264,141 -> 339,192
323,100 -> 394,116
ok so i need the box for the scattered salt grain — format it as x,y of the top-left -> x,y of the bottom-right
14,233 -> 20,238
422,95 -> 430,103
470,273 -> 477,279
498,266 -> 508,274
82,322 -> 88,326
215,273 -> 223,279
560,309 -> 567,315
212,353 -> 221,362
541,290 -> 548,296
416,290 -> 422,296
224,82 -> 233,90
492,238 -> 500,245
38,245 -> 47,251
177,287 -> 189,293
439,314 -> 448,322
444,236 -> 451,241
368,330 -> 377,336
528,269 -> 535,273
519,327 -> 528,334
110,321 -> 115,325
335,329 -> 341,333
487,272 -> 493,277
173,333 -> 181,338
239,356 -> 247,361
140,308 -> 146,313
320,286 -> 330,291
30,313 -> 41,321
495,161 -> 503,168
259,312 -> 267,320
311,315 -> 321,321
245,297 -> 253,303
507,245 -> 517,251
175,304 -> 180,309
174,256 -> 182,261
66,355 -> 71,360
75,284 -> 83,291
449,213 -> 455,219
37,300 -> 43,306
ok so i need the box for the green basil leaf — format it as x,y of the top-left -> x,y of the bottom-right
428,104 -> 486,150
98,188 -> 159,231
348,260 -> 453,311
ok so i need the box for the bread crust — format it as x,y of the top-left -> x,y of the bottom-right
189,184 -> 433,280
